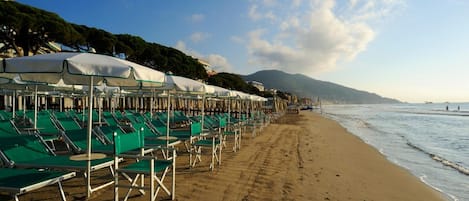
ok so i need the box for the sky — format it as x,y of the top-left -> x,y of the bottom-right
16,0 -> 469,103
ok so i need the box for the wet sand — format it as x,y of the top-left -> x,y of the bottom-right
4,111 -> 446,201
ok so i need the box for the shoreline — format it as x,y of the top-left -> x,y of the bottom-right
319,111 -> 452,201
4,111 -> 447,201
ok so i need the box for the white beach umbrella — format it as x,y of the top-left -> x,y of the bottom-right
209,85 -> 236,123
159,75 -> 215,156
2,52 -> 165,197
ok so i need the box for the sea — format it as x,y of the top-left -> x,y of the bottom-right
322,103 -> 469,201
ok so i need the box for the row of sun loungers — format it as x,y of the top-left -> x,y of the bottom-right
0,109 -> 273,200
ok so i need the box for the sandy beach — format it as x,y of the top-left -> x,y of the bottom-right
4,111 -> 446,201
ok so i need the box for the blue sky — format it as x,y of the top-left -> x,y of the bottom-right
17,0 -> 469,103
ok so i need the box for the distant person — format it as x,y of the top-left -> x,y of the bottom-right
446,105 -> 449,111
458,106 -> 460,111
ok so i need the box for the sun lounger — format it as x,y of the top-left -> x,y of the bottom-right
114,130 -> 176,200
190,122 -> 223,171
0,168 -> 76,201
0,135 -> 116,196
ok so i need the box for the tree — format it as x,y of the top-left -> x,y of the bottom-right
0,1 -> 82,56
208,73 -> 261,95
0,1 -> 209,81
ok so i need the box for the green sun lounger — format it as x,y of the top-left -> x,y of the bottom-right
114,130 -> 176,200
0,168 -> 76,201
0,135 -> 116,197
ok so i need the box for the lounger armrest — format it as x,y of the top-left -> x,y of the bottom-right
117,154 -> 157,160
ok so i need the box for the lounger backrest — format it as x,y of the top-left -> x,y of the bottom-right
1,136 -> 51,163
191,122 -> 202,136
114,131 -> 143,155
63,128 -> 108,152
132,122 -> 153,137
99,126 -> 125,141
35,115 -> 60,135
150,119 -> 167,135
57,117 -> 81,131
0,110 -> 12,120
0,120 -> 19,136
218,117 -> 227,128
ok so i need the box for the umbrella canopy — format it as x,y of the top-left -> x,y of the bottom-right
162,75 -> 214,94
210,85 -> 236,97
2,52 -> 165,87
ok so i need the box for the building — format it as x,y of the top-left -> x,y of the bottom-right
196,58 -> 217,76
247,81 -> 264,91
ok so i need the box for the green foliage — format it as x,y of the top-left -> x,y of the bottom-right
0,1 -> 208,80
114,35 -> 207,80
207,73 -> 260,95
0,1 -> 82,56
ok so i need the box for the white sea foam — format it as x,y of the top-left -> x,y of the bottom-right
420,175 -> 458,201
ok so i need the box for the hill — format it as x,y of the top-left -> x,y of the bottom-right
243,70 -> 401,104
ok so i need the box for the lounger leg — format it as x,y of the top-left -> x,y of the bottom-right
219,142 -> 222,166
58,181 -> 67,201
239,128 -> 243,149
172,149 -> 176,200
150,160 -> 155,201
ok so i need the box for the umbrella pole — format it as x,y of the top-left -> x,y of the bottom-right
150,90 -> 154,119
12,90 -> 16,119
34,85 -> 38,129
86,76 -> 94,198
59,95 -> 63,112
166,91 -> 170,157
98,96 -> 102,125
201,95 -> 205,136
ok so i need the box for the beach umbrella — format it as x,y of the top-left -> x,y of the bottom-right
2,52 -> 165,197
162,75 -> 214,129
160,75 -> 214,163
210,85 -> 236,122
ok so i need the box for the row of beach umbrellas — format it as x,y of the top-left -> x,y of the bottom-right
0,52 -> 266,197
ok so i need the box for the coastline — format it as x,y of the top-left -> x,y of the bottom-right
7,111 -> 447,201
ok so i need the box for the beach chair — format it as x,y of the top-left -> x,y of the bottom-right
0,110 -> 13,120
242,114 -> 258,137
53,112 -> 82,131
223,125 -> 241,152
0,135 -> 117,196
114,130 -> 176,200
59,128 -> 113,154
0,168 -> 76,201
0,120 -> 21,136
130,122 -> 181,151
190,122 -> 222,171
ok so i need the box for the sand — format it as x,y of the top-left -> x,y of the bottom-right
3,111 -> 446,201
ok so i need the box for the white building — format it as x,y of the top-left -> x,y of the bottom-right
247,81 -> 265,91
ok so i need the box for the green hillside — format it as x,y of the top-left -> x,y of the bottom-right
243,70 -> 401,104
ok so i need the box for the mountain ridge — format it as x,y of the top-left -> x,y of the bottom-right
242,70 -> 401,104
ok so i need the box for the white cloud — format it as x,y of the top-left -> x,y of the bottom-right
175,41 -> 233,72
190,32 -> 211,43
206,54 -> 232,72
248,4 -> 276,21
230,35 -> 245,44
190,14 -> 205,23
292,0 -> 302,7
246,0 -> 403,75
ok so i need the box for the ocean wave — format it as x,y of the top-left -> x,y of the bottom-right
407,142 -> 469,176
420,175 -> 459,201
399,110 -> 469,117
